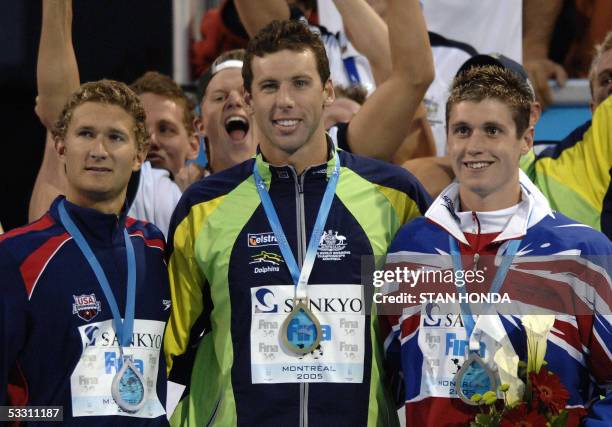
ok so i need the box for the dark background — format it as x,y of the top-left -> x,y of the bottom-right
0,0 -> 172,231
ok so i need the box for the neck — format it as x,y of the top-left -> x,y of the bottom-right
459,185 -> 522,212
209,156 -> 229,175
209,140 -> 254,174
260,134 -> 328,175
66,190 -> 125,216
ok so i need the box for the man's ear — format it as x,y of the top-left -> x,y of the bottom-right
187,117 -> 204,161
186,133 -> 200,161
323,80 -> 335,107
55,136 -> 66,158
194,116 -> 205,135
529,102 -> 542,127
133,146 -> 146,172
520,125 -> 535,155
244,91 -> 255,115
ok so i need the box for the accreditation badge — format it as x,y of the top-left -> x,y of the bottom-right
70,319 -> 166,418
250,284 -> 365,384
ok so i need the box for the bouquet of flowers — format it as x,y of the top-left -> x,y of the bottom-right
468,315 -> 586,427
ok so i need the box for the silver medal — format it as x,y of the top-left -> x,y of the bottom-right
111,353 -> 147,413
454,352 -> 497,405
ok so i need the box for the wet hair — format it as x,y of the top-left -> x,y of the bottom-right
243,20 -> 330,93
446,65 -> 532,137
53,79 -> 149,152
130,71 -> 196,136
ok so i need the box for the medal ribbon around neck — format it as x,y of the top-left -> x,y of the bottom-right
59,200 -> 136,347
252,152 -> 340,354
59,200 -> 146,412
448,236 -> 520,345
448,235 -> 521,405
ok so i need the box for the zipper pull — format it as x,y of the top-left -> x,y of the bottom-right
473,253 -> 480,271
298,173 -> 305,194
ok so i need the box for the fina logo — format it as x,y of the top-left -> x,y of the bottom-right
255,288 -> 278,313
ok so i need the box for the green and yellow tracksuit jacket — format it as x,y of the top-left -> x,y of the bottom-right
164,146 -> 430,426
521,95 -> 612,238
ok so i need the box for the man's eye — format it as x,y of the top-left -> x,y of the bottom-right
294,79 -> 308,88
109,133 -> 125,142
159,124 -> 175,134
78,130 -> 94,138
485,126 -> 500,135
454,126 -> 470,136
261,83 -> 277,91
213,94 -> 227,102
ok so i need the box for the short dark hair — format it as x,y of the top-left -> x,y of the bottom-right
130,71 -> 196,136
334,84 -> 368,105
446,65 -> 532,137
242,20 -> 330,93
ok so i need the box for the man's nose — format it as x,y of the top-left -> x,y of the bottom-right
226,90 -> 245,109
465,132 -> 486,154
275,83 -> 295,109
148,128 -> 159,149
89,136 -> 109,159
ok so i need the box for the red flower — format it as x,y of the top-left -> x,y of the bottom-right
566,407 -> 588,427
529,368 -> 570,413
501,404 -> 548,427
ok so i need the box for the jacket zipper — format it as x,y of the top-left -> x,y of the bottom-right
471,211 -> 482,270
291,167 -> 309,427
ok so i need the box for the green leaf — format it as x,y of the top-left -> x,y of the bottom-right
474,413 -> 492,425
549,411 -> 569,427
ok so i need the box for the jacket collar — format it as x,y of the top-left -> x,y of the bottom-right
254,138 -> 339,185
426,170 -> 554,246
50,195 -> 129,247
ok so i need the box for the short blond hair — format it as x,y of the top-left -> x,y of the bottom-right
53,80 -> 149,153
588,31 -> 612,95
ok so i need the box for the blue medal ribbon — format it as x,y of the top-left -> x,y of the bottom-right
448,236 -> 521,353
252,152 -> 340,298
59,200 -> 136,348
450,235 -> 520,402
